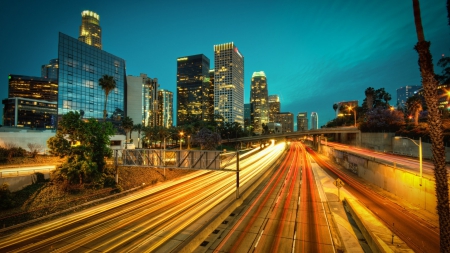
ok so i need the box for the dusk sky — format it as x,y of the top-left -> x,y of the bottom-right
1,0 -> 448,127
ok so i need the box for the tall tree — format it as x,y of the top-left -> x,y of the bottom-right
333,103 -> 338,117
121,116 -> 134,149
365,87 -> 376,110
406,95 -> 423,126
98,75 -> 117,122
412,1 -> 449,251
133,124 -> 144,149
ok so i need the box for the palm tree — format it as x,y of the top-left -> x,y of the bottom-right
365,87 -> 375,110
412,1 -> 449,251
383,93 -> 392,107
121,116 -> 134,149
406,96 -> 423,126
133,124 -> 144,149
98,75 -> 117,122
333,103 -> 338,117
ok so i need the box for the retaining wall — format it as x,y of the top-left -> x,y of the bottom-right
322,145 -> 438,214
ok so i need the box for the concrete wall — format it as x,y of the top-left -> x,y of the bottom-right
0,130 -> 55,154
360,132 -> 395,152
322,146 -> 439,214
0,172 -> 51,192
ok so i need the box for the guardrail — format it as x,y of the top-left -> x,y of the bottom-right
0,167 -> 54,178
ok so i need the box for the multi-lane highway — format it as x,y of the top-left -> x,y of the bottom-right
307,147 -> 440,252
205,142 -> 335,252
0,143 -> 285,252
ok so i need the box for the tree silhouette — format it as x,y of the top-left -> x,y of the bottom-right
98,75 -> 117,122
412,1 -> 449,251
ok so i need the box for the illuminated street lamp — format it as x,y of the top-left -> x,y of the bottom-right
395,136 -> 422,186
179,131 -> 184,150
348,106 -> 357,127
188,135 -> 191,149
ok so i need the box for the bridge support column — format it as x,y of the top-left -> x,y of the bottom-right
114,150 -> 119,184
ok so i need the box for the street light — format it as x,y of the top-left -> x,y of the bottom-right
179,131 -> 184,150
395,136 -> 422,186
348,106 -> 357,127
188,135 -> 191,150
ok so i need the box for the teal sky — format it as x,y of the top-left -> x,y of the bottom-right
0,0 -> 448,127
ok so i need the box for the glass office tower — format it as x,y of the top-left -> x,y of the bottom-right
78,10 -> 102,49
157,89 -> 173,128
58,32 -> 126,123
214,42 -> 244,124
250,71 -> 269,135
8,74 -> 58,101
297,112 -> 308,131
268,95 -> 280,122
176,54 -> 211,126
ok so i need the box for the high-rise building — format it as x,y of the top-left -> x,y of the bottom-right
297,112 -> 308,131
41,59 -> 59,79
275,112 -> 294,133
250,71 -> 269,134
397,85 -> 421,109
176,54 -> 212,126
268,95 -> 280,122
58,32 -> 126,124
78,10 -> 102,49
244,103 -> 251,128
7,74 -> 58,102
2,98 -> 57,129
157,89 -> 173,128
214,42 -> 244,125
311,112 -> 319,130
126,74 -> 159,127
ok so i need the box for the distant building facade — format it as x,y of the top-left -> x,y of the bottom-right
214,42 -> 244,125
244,103 -> 251,128
250,71 -> 269,134
126,74 -> 159,127
267,122 -> 282,133
2,97 -> 57,129
176,54 -> 212,126
275,112 -> 294,133
297,112 -> 308,131
41,59 -> 59,79
396,85 -> 421,109
58,32 -> 126,124
7,74 -> 58,102
157,89 -> 173,128
311,112 -> 319,129
268,95 -> 280,122
78,10 -> 102,49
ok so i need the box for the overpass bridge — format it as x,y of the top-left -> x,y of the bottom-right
222,126 -> 361,149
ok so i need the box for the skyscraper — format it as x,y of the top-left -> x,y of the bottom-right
250,71 -> 269,135
58,32 -> 126,123
297,112 -> 308,131
396,85 -> 421,109
41,59 -> 59,79
157,89 -> 173,128
214,42 -> 244,125
268,95 -> 280,122
275,112 -> 294,133
311,112 -> 319,130
176,54 -> 212,126
126,74 -> 159,127
78,10 -> 102,49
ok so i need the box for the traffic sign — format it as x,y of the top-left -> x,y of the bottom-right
334,178 -> 345,188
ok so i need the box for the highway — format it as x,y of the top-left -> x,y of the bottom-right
0,165 -> 55,178
307,147 -> 440,252
0,143 -> 285,252
206,142 -> 334,252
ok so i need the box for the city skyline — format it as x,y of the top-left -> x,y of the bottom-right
0,0 -> 448,127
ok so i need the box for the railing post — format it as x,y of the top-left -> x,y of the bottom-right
115,149 -> 119,184
236,151 -> 240,199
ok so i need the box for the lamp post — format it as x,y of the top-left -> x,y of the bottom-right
188,135 -> 190,150
395,136 -> 422,186
179,131 -> 184,150
348,106 -> 357,127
